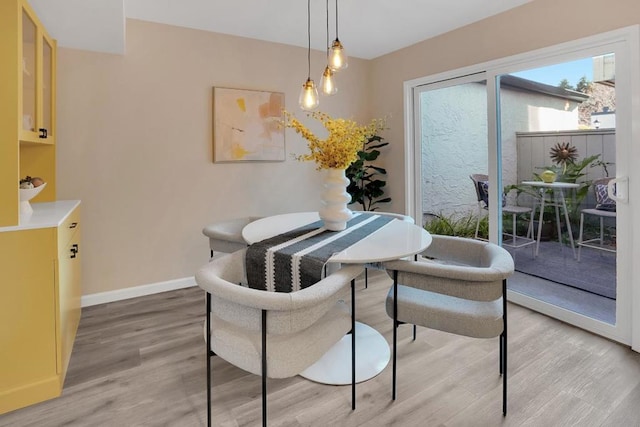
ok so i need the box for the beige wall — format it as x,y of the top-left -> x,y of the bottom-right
60,0 -> 640,296
56,19 -> 373,295
370,0 -> 640,214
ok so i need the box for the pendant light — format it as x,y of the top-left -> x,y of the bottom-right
320,0 -> 337,95
329,0 -> 348,71
299,0 -> 319,111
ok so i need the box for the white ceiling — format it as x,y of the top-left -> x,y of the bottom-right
31,0 -> 532,59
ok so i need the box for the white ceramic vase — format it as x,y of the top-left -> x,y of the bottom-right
319,168 -> 352,231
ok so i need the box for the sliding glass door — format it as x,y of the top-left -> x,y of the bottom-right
414,73 -> 488,235
492,40 -> 632,344
407,28 -> 637,346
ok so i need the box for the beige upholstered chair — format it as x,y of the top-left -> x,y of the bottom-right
202,216 -> 262,258
577,177 -> 617,261
195,249 -> 363,427
470,174 -> 535,253
382,235 -> 514,415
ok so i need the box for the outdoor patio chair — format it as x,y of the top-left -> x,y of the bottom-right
470,174 -> 535,252
577,177 -> 617,261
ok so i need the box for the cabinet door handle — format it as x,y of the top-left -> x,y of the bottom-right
69,222 -> 78,229
70,244 -> 79,259
39,128 -> 48,139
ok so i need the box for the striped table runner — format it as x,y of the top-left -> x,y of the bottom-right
245,213 -> 394,292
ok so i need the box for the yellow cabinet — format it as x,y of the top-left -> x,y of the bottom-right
0,0 -> 57,227
0,202 -> 81,414
20,2 -> 56,144
0,2 -> 75,414
56,207 -> 82,380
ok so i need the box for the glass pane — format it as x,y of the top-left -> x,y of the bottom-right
43,38 -> 52,134
419,81 -> 489,239
500,54 -> 617,324
22,10 -> 37,132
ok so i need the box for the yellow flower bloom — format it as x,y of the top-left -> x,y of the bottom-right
283,111 -> 385,170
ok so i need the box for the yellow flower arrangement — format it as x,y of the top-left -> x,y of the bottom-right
283,111 -> 385,170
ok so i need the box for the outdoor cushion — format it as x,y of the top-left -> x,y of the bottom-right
594,183 -> 616,212
479,181 -> 506,208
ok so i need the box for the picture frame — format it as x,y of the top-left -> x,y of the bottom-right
212,87 -> 285,162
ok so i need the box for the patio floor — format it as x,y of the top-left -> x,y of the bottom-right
506,240 -> 616,324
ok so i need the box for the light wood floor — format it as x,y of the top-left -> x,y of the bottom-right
2,270 -> 640,427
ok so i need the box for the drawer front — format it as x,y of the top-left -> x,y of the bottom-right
58,205 -> 80,250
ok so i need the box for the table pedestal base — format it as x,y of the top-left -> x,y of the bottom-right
300,322 -> 390,385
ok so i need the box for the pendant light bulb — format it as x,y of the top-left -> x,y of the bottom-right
299,78 -> 319,111
329,0 -> 348,71
329,39 -> 348,71
299,0 -> 319,111
321,66 -> 338,95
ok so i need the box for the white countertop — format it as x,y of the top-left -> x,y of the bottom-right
0,200 -> 81,232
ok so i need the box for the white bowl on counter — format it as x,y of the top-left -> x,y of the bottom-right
19,182 -> 46,215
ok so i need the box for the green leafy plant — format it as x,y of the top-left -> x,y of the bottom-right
424,212 -> 487,239
346,134 -> 391,211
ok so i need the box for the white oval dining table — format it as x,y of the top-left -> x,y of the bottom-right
242,211 -> 432,385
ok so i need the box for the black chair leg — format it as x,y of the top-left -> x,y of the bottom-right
262,310 -> 267,427
351,278 -> 356,410
412,324 -> 417,341
364,268 -> 368,289
392,270 -> 398,401
206,293 -> 212,427
499,333 -> 504,375
502,279 -> 508,416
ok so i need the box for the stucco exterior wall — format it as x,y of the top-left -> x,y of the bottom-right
421,82 -> 581,217
500,89 -> 581,186
420,83 -> 487,217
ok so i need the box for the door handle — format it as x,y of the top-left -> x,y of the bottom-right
607,176 -> 628,204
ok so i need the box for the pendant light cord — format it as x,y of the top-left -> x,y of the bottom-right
335,0 -> 339,40
325,0 -> 330,58
307,0 -> 311,78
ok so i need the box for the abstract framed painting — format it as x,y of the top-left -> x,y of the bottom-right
213,87 -> 285,162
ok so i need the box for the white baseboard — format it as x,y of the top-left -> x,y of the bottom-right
81,276 -> 197,307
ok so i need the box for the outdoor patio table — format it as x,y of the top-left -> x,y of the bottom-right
521,181 -> 580,258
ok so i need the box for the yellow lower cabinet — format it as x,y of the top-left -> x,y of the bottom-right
57,223 -> 81,380
0,204 -> 81,414
0,228 -> 59,413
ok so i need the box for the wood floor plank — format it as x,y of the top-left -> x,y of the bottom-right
564,343 -> 640,413
599,382 -> 640,427
520,390 -> 608,427
1,272 -> 639,426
